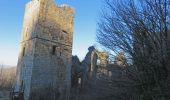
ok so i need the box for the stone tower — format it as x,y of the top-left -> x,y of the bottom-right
16,0 -> 74,100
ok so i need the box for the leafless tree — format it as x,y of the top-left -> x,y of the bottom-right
0,66 -> 16,89
97,0 -> 170,99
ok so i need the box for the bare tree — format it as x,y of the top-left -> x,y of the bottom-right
97,0 -> 170,99
0,66 -> 16,89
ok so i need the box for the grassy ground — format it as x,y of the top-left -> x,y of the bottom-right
0,90 -> 9,100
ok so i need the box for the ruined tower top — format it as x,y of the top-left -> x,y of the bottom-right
31,0 -> 50,1
21,0 -> 74,43
29,0 -> 74,10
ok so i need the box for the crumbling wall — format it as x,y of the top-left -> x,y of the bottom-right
70,46 -> 135,100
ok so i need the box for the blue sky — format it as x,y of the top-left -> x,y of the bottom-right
0,0 -> 103,66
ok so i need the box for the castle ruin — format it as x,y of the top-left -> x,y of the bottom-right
13,0 -> 135,100
70,46 -> 136,100
15,0 -> 74,100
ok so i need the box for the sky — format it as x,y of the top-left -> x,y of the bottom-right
0,0 -> 103,66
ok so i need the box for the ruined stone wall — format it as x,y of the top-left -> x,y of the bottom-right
16,0 -> 74,100
97,52 -> 108,66
70,47 -> 135,100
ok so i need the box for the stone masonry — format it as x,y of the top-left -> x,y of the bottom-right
15,0 -> 74,100
70,46 -> 134,100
